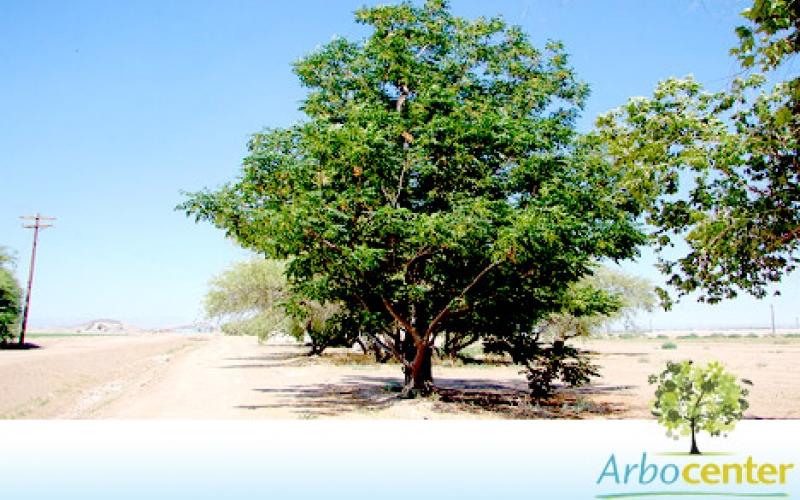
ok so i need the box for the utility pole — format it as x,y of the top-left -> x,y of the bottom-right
19,213 -> 55,345
770,304 -> 776,336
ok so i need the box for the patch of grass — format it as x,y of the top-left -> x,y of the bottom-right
655,334 -> 668,339
677,333 -> 699,339
660,342 -> 678,350
318,351 -> 382,366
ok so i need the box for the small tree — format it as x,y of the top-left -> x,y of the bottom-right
0,248 -> 22,345
205,259 -> 294,341
205,258 -> 346,353
649,361 -> 751,455
541,266 -> 655,339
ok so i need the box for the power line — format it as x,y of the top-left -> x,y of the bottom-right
18,213 -> 55,345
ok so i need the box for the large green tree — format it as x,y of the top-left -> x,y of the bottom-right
182,0 -> 645,395
595,0 -> 799,305
0,248 -> 21,345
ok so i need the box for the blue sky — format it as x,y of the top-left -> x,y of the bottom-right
1,0 -> 797,329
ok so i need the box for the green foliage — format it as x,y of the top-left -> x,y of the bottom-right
205,258 -> 347,353
661,341 -> 677,350
287,299 -> 347,355
542,266 -> 655,338
205,259 -> 294,341
181,0 -> 645,393
0,249 -> 21,344
596,1 -> 799,306
523,341 -> 599,401
731,0 -> 799,75
649,360 -> 751,454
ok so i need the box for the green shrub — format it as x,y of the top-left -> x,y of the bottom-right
524,342 -> 598,401
660,341 -> 677,350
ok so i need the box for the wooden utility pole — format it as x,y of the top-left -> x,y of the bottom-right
19,214 -> 55,345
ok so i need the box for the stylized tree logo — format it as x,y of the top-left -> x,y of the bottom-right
649,360 -> 751,455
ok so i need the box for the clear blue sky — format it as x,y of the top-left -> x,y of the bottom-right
1,0 -> 797,330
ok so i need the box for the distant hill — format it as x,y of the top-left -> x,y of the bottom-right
74,319 -> 140,333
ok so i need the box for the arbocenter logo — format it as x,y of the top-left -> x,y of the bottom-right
593,360 -> 795,498
596,452 -> 794,498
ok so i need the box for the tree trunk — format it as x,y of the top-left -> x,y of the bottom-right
690,420 -> 700,455
354,337 -> 367,354
401,333 -> 433,398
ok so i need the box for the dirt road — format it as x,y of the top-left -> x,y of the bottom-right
0,334 -> 521,419
1,334 -> 798,419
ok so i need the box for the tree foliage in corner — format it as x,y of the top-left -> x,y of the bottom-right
595,0 -> 799,306
181,0 -> 645,396
649,360 -> 751,455
0,248 -> 21,345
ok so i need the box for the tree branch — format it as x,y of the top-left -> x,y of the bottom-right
396,85 -> 410,113
779,223 -> 800,244
382,297 -> 422,345
367,330 -> 410,369
424,260 -> 501,339
404,246 -> 433,273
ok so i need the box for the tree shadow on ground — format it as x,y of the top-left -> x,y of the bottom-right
235,374 -> 633,419
221,351 -> 309,369
0,342 -> 41,350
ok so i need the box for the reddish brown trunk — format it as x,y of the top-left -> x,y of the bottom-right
401,337 -> 433,398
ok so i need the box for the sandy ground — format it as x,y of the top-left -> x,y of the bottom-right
0,334 -> 798,419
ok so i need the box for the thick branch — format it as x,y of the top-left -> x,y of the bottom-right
424,260 -> 501,339
779,223 -> 800,244
404,246 -> 433,273
382,298 -> 422,344
367,330 -> 410,369
396,85 -> 410,113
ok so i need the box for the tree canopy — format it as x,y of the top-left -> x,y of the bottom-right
595,0 -> 799,305
181,0 -> 646,395
204,259 -> 294,340
0,248 -> 21,345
